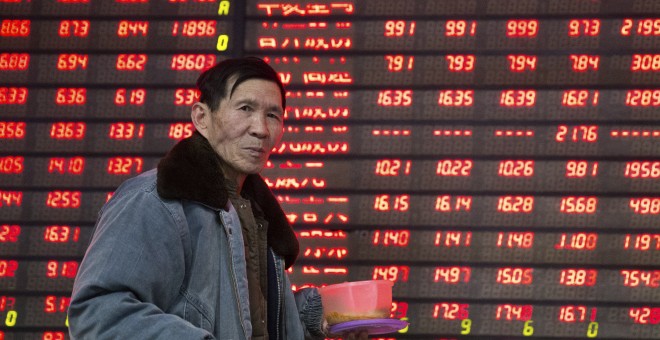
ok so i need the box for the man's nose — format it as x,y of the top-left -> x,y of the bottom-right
249,114 -> 269,138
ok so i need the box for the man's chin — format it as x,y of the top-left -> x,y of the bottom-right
240,164 -> 264,175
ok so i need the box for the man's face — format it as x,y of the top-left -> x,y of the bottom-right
202,78 -> 284,177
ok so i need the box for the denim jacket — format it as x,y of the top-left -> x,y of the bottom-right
68,133 -> 325,339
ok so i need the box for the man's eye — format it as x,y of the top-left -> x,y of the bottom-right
239,105 -> 251,111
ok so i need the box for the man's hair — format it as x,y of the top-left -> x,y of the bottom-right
196,56 -> 285,112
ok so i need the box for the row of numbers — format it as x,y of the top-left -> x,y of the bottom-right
0,156 -> 147,175
3,261 -> 658,288
5,19 -> 657,39
3,87 -> 659,109
0,121 -> 191,140
0,298 -> 655,334
369,230 -> 660,251
373,195 -> 660,214
5,53 -> 654,72
0,190 -> 651,210
386,54 -> 659,72
2,19 -> 222,38
384,19 -> 660,37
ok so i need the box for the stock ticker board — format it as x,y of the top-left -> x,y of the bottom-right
1,0 -> 660,339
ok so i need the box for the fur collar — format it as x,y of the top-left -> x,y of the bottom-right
156,131 -> 299,268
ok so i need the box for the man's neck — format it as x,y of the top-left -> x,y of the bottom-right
217,160 -> 246,196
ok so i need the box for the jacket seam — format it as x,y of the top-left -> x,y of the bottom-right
271,249 -> 283,340
179,287 -> 213,325
219,210 -> 250,339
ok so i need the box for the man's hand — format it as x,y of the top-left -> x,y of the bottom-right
343,330 -> 368,340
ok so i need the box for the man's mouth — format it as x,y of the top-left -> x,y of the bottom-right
245,146 -> 265,156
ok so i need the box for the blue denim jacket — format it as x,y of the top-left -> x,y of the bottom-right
68,133 -> 325,339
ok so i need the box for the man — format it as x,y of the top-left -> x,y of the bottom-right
68,57 -> 338,339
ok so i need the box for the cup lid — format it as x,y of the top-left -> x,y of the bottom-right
329,318 -> 408,335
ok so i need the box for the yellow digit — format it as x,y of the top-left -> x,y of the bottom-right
5,310 -> 17,327
216,34 -> 229,51
587,321 -> 598,338
523,320 -> 534,336
397,317 -> 409,333
218,1 -> 230,15
460,318 -> 471,335
66,314 -> 69,327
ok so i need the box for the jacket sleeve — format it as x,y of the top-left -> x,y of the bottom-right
283,272 -> 326,340
68,184 -> 212,339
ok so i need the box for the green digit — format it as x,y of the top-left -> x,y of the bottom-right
397,317 -> 409,333
587,321 -> 598,338
460,318 -> 471,335
216,35 -> 229,51
523,320 -> 534,336
5,310 -> 17,327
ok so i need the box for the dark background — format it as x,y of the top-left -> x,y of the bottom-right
1,0 -> 659,338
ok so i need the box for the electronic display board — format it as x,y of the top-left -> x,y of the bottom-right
1,0 -> 660,338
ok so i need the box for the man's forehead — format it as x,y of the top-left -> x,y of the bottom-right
225,77 -> 283,107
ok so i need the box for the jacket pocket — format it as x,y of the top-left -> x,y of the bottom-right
178,289 -> 215,333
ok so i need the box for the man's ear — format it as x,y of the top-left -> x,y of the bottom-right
191,102 -> 211,138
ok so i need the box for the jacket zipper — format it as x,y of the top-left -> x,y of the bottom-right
221,211 -> 249,339
271,249 -> 282,340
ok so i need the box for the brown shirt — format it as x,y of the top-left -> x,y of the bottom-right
226,179 -> 269,339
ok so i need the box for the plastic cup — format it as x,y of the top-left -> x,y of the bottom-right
318,280 -> 393,325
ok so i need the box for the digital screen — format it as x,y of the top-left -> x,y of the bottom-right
1,0 -> 660,339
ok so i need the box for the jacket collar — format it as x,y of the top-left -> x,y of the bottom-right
156,131 -> 299,268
